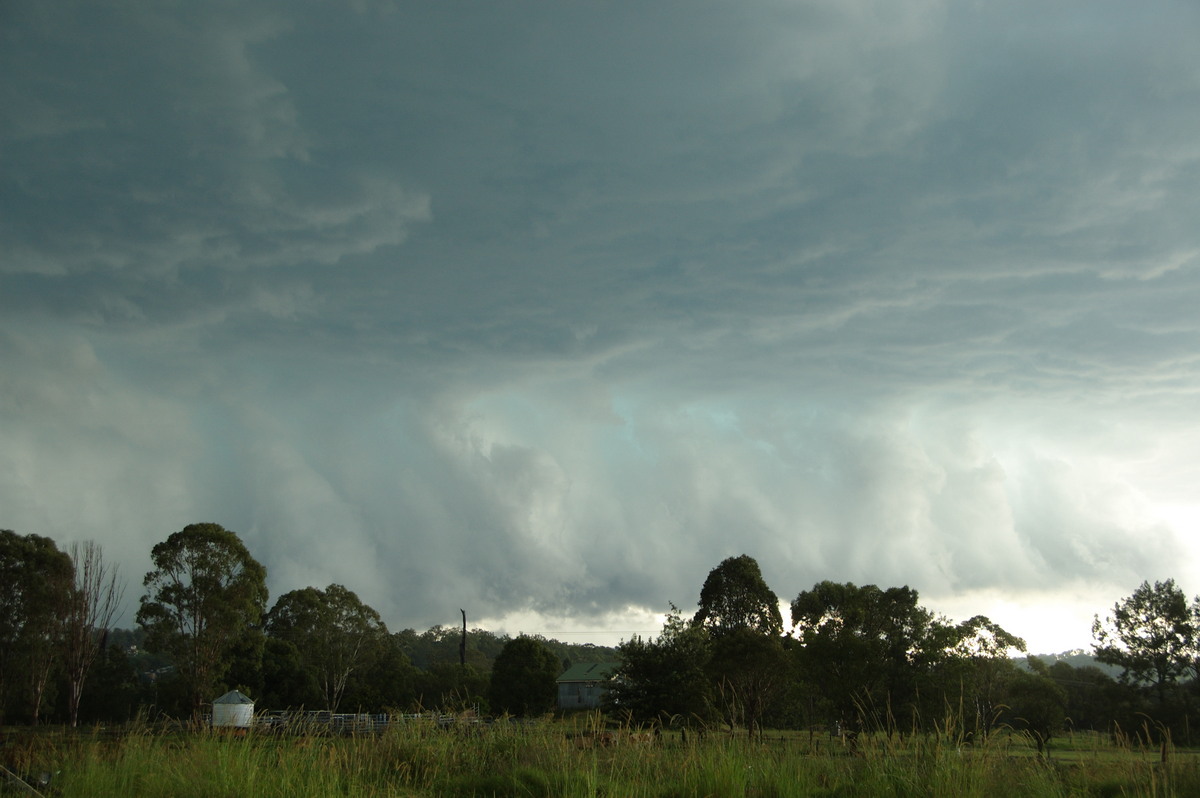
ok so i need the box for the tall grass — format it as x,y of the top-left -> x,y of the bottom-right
8,713 -> 1200,797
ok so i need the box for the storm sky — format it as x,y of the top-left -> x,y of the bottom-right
4,1 -> 1200,653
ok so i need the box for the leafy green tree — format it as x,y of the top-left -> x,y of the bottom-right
136,523 -> 268,720
791,581 -> 934,731
0,530 -> 74,724
345,632 -> 418,712
259,636 -> 320,710
927,615 -> 1027,737
396,625 -> 505,671
0,530 -> 29,715
694,554 -> 782,638
1093,579 -> 1196,706
1044,660 -> 1121,732
489,635 -> 560,716
606,607 -> 714,727
224,625 -> 268,699
936,615 -> 1026,660
707,627 -> 788,737
393,624 -> 617,677
77,642 -> 141,724
688,556 -> 787,734
1192,594 -> 1200,684
266,584 -> 388,712
1001,657 -> 1067,754
415,662 -> 490,713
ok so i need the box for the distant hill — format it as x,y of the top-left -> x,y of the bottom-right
1018,649 -> 1122,678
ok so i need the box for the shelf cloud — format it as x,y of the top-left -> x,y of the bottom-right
4,0 -> 1200,652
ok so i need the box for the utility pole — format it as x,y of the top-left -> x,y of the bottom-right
459,609 -> 467,669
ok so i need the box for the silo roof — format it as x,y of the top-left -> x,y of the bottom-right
214,690 -> 255,704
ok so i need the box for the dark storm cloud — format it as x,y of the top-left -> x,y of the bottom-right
3,0 -> 1200,649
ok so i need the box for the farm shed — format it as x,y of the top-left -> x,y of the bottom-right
556,662 -> 618,710
213,690 -> 255,728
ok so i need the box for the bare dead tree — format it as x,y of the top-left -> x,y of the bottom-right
460,609 -> 467,669
63,541 -> 124,727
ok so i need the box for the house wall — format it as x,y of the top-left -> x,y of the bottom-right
557,681 -> 606,709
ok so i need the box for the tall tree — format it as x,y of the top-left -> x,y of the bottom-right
265,584 -> 387,713
0,530 -> 74,724
1093,579 -> 1197,706
137,523 -> 268,720
791,581 -> 934,731
693,554 -> 782,638
489,635 -> 560,716
62,541 -> 125,727
0,530 -> 25,719
707,627 -> 788,738
927,615 -> 1027,737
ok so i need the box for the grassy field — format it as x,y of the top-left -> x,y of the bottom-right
3,716 -> 1199,797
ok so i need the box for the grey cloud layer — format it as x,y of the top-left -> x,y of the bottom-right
2,0 -> 1199,641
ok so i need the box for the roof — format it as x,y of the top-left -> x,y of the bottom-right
214,690 -> 255,705
556,662 -> 619,683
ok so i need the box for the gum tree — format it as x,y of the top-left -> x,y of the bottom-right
791,581 -> 934,731
265,584 -> 387,713
0,530 -> 73,724
693,554 -> 782,638
692,555 -> 786,736
1093,579 -> 1196,706
137,523 -> 268,720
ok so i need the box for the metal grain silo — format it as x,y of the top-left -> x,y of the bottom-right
212,690 -> 255,728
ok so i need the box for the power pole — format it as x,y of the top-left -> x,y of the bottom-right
459,609 -> 467,669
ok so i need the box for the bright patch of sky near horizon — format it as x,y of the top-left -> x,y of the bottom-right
3,0 -> 1200,655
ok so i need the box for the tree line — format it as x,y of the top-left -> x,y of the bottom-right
608,555 -> 1200,749
0,523 -> 612,725
6,524 -> 1200,744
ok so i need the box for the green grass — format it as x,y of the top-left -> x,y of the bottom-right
5,716 -> 1200,797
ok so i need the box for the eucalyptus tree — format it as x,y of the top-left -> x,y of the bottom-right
791,581 -> 934,731
137,523 -> 268,720
927,614 -> 1027,736
0,530 -> 74,724
706,626 -> 788,738
693,554 -> 783,638
691,555 -> 787,732
1093,579 -> 1197,707
265,583 -> 387,713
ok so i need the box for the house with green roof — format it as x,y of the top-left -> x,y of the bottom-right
556,662 -> 619,710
